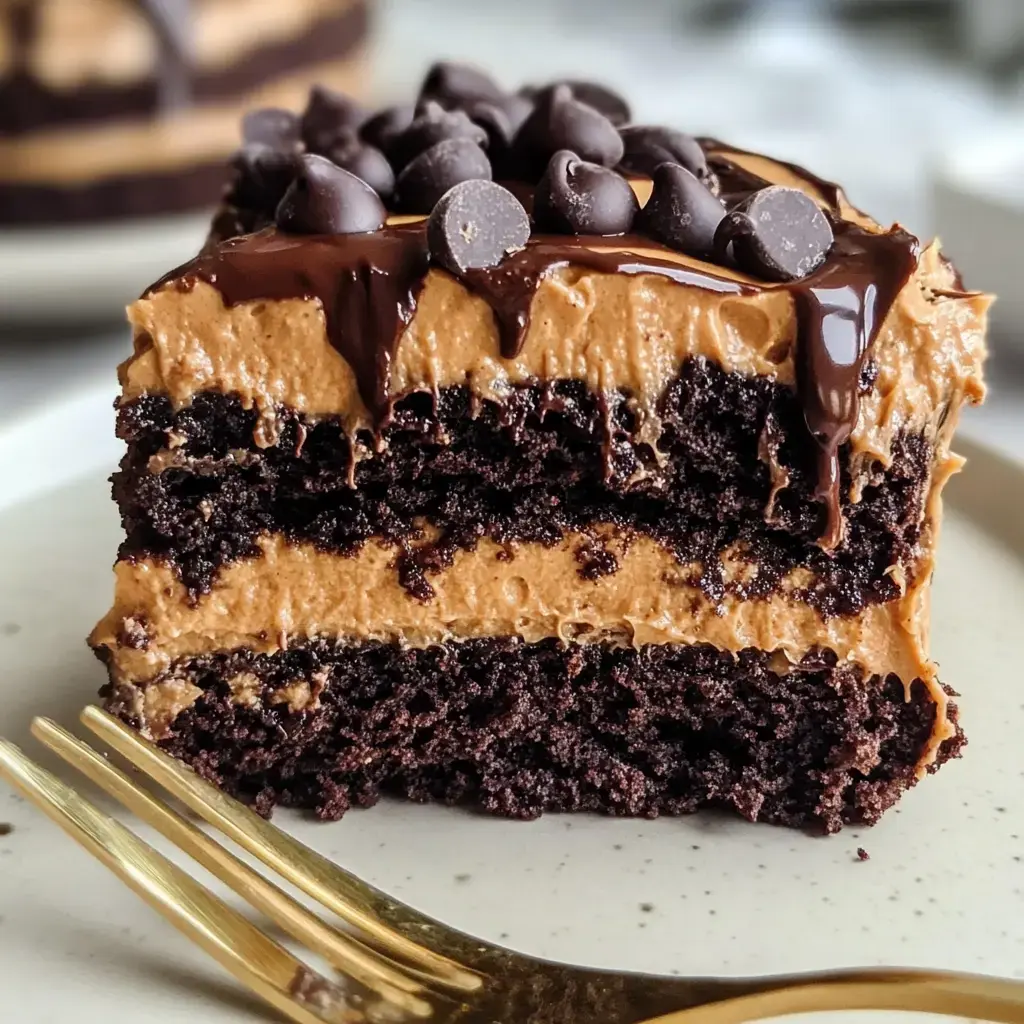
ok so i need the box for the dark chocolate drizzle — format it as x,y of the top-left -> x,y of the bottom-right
461,233 -> 746,359
156,142 -> 919,548
704,146 -> 919,546
156,225 -> 429,421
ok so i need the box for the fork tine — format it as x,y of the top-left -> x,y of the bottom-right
81,706 -> 483,993
0,738 -> 421,1024
31,717 -> 439,1019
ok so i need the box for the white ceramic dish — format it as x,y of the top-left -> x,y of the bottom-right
0,213 -> 209,324
1,387 -> 1023,1024
932,133 -> 1024,344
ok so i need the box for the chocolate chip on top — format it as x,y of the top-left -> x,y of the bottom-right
619,125 -> 710,183
227,142 -> 299,210
427,179 -> 530,274
636,162 -> 725,255
388,100 -> 490,173
322,132 -> 395,201
512,84 -> 624,179
418,60 -> 505,110
524,80 -> 631,127
300,85 -> 366,153
241,107 -> 302,150
359,103 -> 415,156
275,153 -> 386,235
716,186 -> 834,282
534,150 -> 638,236
393,137 -> 492,214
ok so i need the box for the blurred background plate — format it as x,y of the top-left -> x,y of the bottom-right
0,214 -> 209,326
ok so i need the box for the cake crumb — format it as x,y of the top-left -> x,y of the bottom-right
639,902 -> 654,913
0,823 -> 11,836
857,847 -> 870,861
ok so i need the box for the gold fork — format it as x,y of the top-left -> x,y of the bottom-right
1,708 -> 1023,1024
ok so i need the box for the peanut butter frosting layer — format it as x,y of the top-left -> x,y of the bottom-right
0,0 -> 359,88
0,56 -> 367,184
91,527 -> 952,765
92,529 -> 935,688
124,234 -> 987,469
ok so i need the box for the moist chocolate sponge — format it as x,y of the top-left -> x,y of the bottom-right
114,358 -> 929,615
102,637 -> 962,834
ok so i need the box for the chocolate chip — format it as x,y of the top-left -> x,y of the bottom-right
389,100 -> 489,172
427,180 -> 530,274
241,107 -> 302,149
323,133 -> 395,199
301,85 -> 365,152
526,80 -> 631,126
513,85 -> 624,178
464,94 -> 533,176
418,61 -> 504,109
393,138 -> 492,214
619,125 -> 709,181
359,104 -> 415,156
275,154 -> 386,235
533,150 -> 638,236
227,142 -> 300,211
716,186 -> 834,281
636,162 -> 725,254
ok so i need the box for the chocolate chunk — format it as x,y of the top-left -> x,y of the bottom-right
389,100 -> 489,172
241,107 -> 301,149
526,80 -> 631,126
418,61 -> 504,109
301,85 -> 365,152
533,150 -> 638,236
275,154 -> 386,235
636,162 -> 726,254
323,133 -> 395,199
359,104 -> 415,156
227,142 -> 300,211
464,94 -> 533,176
619,125 -> 709,181
717,186 -> 834,281
513,85 -> 624,178
393,138 -> 492,214
427,180 -> 530,274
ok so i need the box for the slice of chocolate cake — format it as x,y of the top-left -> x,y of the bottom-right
0,0 -> 370,224
90,63 -> 989,832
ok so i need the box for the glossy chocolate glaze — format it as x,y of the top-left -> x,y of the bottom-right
708,148 -> 918,546
156,224 -> 430,421
154,144 -> 919,548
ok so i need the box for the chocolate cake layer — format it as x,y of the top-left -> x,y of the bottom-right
113,361 -> 930,617
101,637 -> 963,834
0,2 -> 369,135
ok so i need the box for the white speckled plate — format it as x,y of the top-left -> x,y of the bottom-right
0,213 -> 209,325
0,388 -> 1022,1024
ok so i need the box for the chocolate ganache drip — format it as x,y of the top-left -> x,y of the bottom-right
157,225 -> 429,422
708,147 -> 919,547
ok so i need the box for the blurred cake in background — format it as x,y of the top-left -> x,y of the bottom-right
0,0 -> 371,224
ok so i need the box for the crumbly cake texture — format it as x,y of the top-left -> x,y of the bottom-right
91,62 -> 989,832
0,0 -> 369,224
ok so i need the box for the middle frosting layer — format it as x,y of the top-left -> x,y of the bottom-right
91,530 -> 933,688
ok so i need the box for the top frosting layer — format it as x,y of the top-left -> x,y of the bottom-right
120,68 -> 989,546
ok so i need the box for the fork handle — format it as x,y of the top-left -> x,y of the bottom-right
647,968 -> 1024,1024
